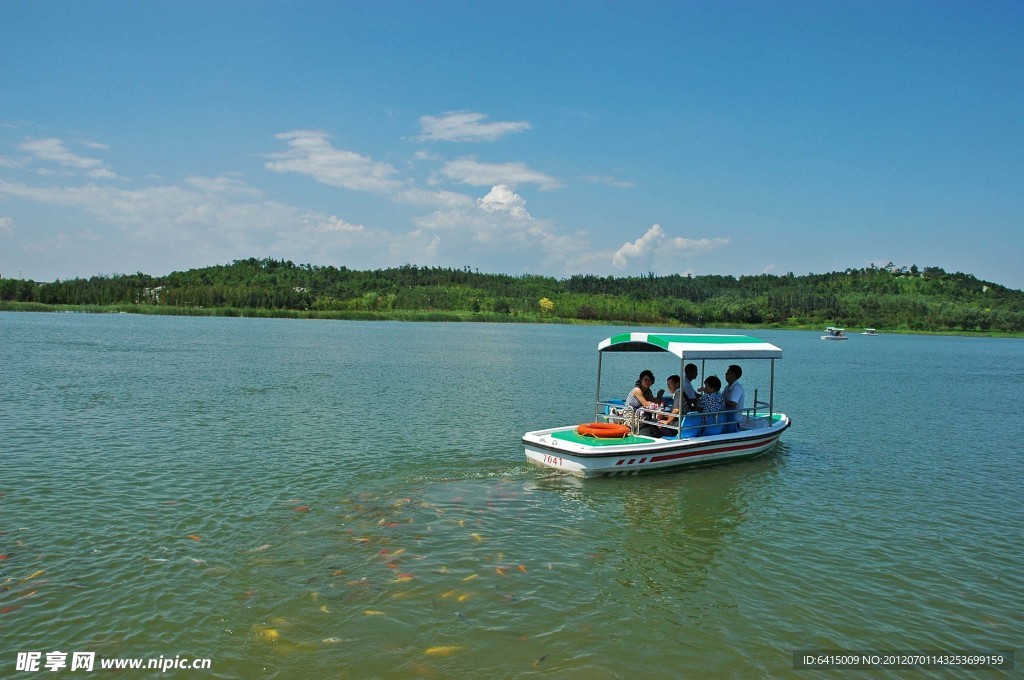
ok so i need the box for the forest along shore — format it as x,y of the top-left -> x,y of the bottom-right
2,258 -> 1022,334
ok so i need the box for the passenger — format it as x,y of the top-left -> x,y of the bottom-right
681,363 -> 699,411
656,375 -> 682,436
696,375 -> 725,427
662,374 -> 680,409
626,370 -> 660,436
723,364 -> 745,432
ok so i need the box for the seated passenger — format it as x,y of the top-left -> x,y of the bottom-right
656,375 -> 682,437
722,364 -> 745,433
626,370 -> 661,436
697,375 -> 726,435
681,363 -> 699,411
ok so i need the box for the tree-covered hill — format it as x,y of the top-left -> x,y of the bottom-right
2,258 -> 1022,332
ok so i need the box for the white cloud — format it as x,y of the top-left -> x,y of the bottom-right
612,225 -> 731,270
398,184 -> 583,272
613,224 -> 666,269
477,184 -> 528,218
308,215 -> 365,234
441,157 -> 562,190
664,235 -> 731,253
265,130 -> 402,194
392,187 -> 474,209
417,111 -> 531,142
19,138 -> 117,178
584,174 -> 636,189
0,216 -> 12,237
185,175 -> 263,197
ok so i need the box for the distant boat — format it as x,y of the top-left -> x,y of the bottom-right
821,327 -> 848,340
861,328 -> 880,336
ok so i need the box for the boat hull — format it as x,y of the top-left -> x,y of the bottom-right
523,415 -> 790,478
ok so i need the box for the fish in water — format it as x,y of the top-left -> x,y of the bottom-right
424,646 -> 465,657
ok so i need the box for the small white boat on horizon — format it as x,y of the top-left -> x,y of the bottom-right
522,333 -> 791,478
861,328 -> 880,336
821,326 -> 848,340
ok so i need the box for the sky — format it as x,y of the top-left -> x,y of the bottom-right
1,1 -> 1022,289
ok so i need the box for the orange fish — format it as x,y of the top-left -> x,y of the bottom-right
495,567 -> 507,576
518,565 -> 527,573
394,574 -> 414,582
0,606 -> 19,614
293,506 -> 310,512
185,534 -> 201,541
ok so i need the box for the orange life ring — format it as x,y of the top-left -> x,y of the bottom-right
576,422 -> 631,438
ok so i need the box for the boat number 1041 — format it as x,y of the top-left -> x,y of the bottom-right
543,454 -> 563,466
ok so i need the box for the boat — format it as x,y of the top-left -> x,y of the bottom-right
821,326 -> 848,340
522,333 -> 791,477
861,328 -> 879,336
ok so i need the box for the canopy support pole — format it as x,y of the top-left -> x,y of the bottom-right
595,351 -> 603,421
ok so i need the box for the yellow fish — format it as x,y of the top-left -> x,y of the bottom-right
363,610 -> 385,616
254,626 -> 279,641
441,589 -> 458,598
22,570 -> 45,581
471,533 -> 483,542
424,646 -> 465,657
462,574 -> 479,582
457,593 -> 471,602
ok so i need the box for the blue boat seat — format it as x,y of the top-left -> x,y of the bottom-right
679,413 -> 703,438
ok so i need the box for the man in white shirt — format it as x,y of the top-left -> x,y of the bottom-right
681,363 -> 699,409
723,364 -> 745,432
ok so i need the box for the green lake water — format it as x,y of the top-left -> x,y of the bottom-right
1,312 -> 1020,678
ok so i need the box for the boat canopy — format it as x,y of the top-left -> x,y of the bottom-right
597,333 -> 782,360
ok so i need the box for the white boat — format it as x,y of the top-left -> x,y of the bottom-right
821,326 -> 848,340
861,328 -> 879,336
522,333 -> 791,477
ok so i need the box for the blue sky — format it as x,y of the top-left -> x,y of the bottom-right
2,1 -> 1022,288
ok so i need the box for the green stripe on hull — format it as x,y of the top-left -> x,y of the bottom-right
551,430 -> 654,446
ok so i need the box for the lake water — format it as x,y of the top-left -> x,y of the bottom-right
1,312 -> 1020,678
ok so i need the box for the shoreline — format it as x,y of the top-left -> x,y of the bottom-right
2,301 -> 1021,338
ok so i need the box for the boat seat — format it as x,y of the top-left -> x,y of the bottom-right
679,413 -> 703,438
700,412 -> 726,436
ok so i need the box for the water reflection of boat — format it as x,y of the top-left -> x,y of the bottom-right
821,327 -> 848,340
861,328 -> 880,336
522,334 -> 791,477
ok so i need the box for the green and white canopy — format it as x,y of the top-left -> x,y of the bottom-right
597,333 -> 782,360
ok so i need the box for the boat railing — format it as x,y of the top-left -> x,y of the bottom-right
595,400 -> 769,439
